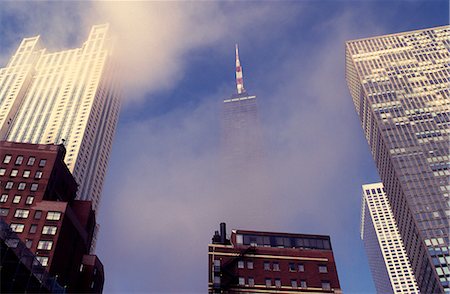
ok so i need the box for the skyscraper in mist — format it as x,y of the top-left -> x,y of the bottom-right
0,24 -> 121,212
346,26 -> 450,293
221,45 -> 263,170
361,182 -> 419,293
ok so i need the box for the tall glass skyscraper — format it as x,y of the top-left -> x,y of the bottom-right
346,25 -> 450,293
0,24 -> 121,212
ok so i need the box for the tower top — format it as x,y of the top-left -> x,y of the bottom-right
235,44 -> 245,94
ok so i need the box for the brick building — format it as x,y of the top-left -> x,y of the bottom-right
0,141 -> 104,292
208,223 -> 341,293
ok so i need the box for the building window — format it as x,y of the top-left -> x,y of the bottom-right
46,211 -> 61,221
23,170 -> 31,178
321,281 -> 331,290
319,265 -> 328,273
289,262 -> 296,271
29,224 -> 38,233
10,223 -> 25,233
37,240 -> 53,250
275,278 -> 281,288
10,169 -> 18,177
213,276 -> 221,285
0,168 -> 6,176
42,225 -> 58,235
300,280 -> 307,288
15,156 -> 24,165
291,280 -> 298,288
213,259 -> 220,272
39,159 -> 47,167
273,262 -> 280,271
25,239 -> 33,248
0,194 -> 8,202
3,154 -> 12,164
5,238 -> 19,248
34,210 -> 42,219
247,261 -> 254,269
238,260 -> 244,269
12,195 -> 21,204
238,277 -> 245,286
248,277 -> 255,287
18,182 -> 26,190
236,234 -> 243,244
264,261 -> 271,270
27,157 -> 35,166
265,278 -> 272,287
0,208 -> 9,216
36,256 -> 48,266
298,264 -> 305,272
25,196 -> 34,205
30,183 -> 38,191
5,181 -> 13,189
35,171 -> 43,179
14,209 -> 29,218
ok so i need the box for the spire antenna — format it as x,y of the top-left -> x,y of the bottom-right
235,44 -> 245,94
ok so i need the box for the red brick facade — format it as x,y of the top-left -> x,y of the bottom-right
208,224 -> 341,293
0,141 -> 103,292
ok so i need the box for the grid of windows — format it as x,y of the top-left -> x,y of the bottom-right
347,26 -> 450,292
0,24 -> 121,213
361,183 -> 419,293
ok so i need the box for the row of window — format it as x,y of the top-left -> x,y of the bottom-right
7,237 -> 54,251
0,194 -> 34,205
257,261 -> 327,273
3,154 -> 46,167
10,223 -> 58,235
236,234 -> 331,250
2,181 -> 39,191
230,277 -> 331,290
6,209 -> 61,222
0,168 -> 43,179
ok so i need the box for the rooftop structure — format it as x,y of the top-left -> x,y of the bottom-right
208,223 -> 341,293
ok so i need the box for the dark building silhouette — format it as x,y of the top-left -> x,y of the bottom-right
1,219 -> 65,293
208,223 -> 342,293
0,141 -> 104,292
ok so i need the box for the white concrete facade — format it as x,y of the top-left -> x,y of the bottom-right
361,182 -> 419,293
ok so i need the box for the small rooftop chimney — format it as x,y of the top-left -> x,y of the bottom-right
220,222 -> 227,244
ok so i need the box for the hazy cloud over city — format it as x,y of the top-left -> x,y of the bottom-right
1,1 -> 447,292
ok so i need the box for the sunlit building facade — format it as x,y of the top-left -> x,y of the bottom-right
346,26 -> 450,293
361,182 -> 419,293
0,24 -> 121,212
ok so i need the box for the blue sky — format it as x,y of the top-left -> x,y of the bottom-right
1,1 -> 448,293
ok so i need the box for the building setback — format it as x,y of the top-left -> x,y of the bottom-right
208,223 -> 341,293
361,182 -> 419,293
0,141 -> 104,292
346,25 -> 450,292
0,24 -> 121,213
